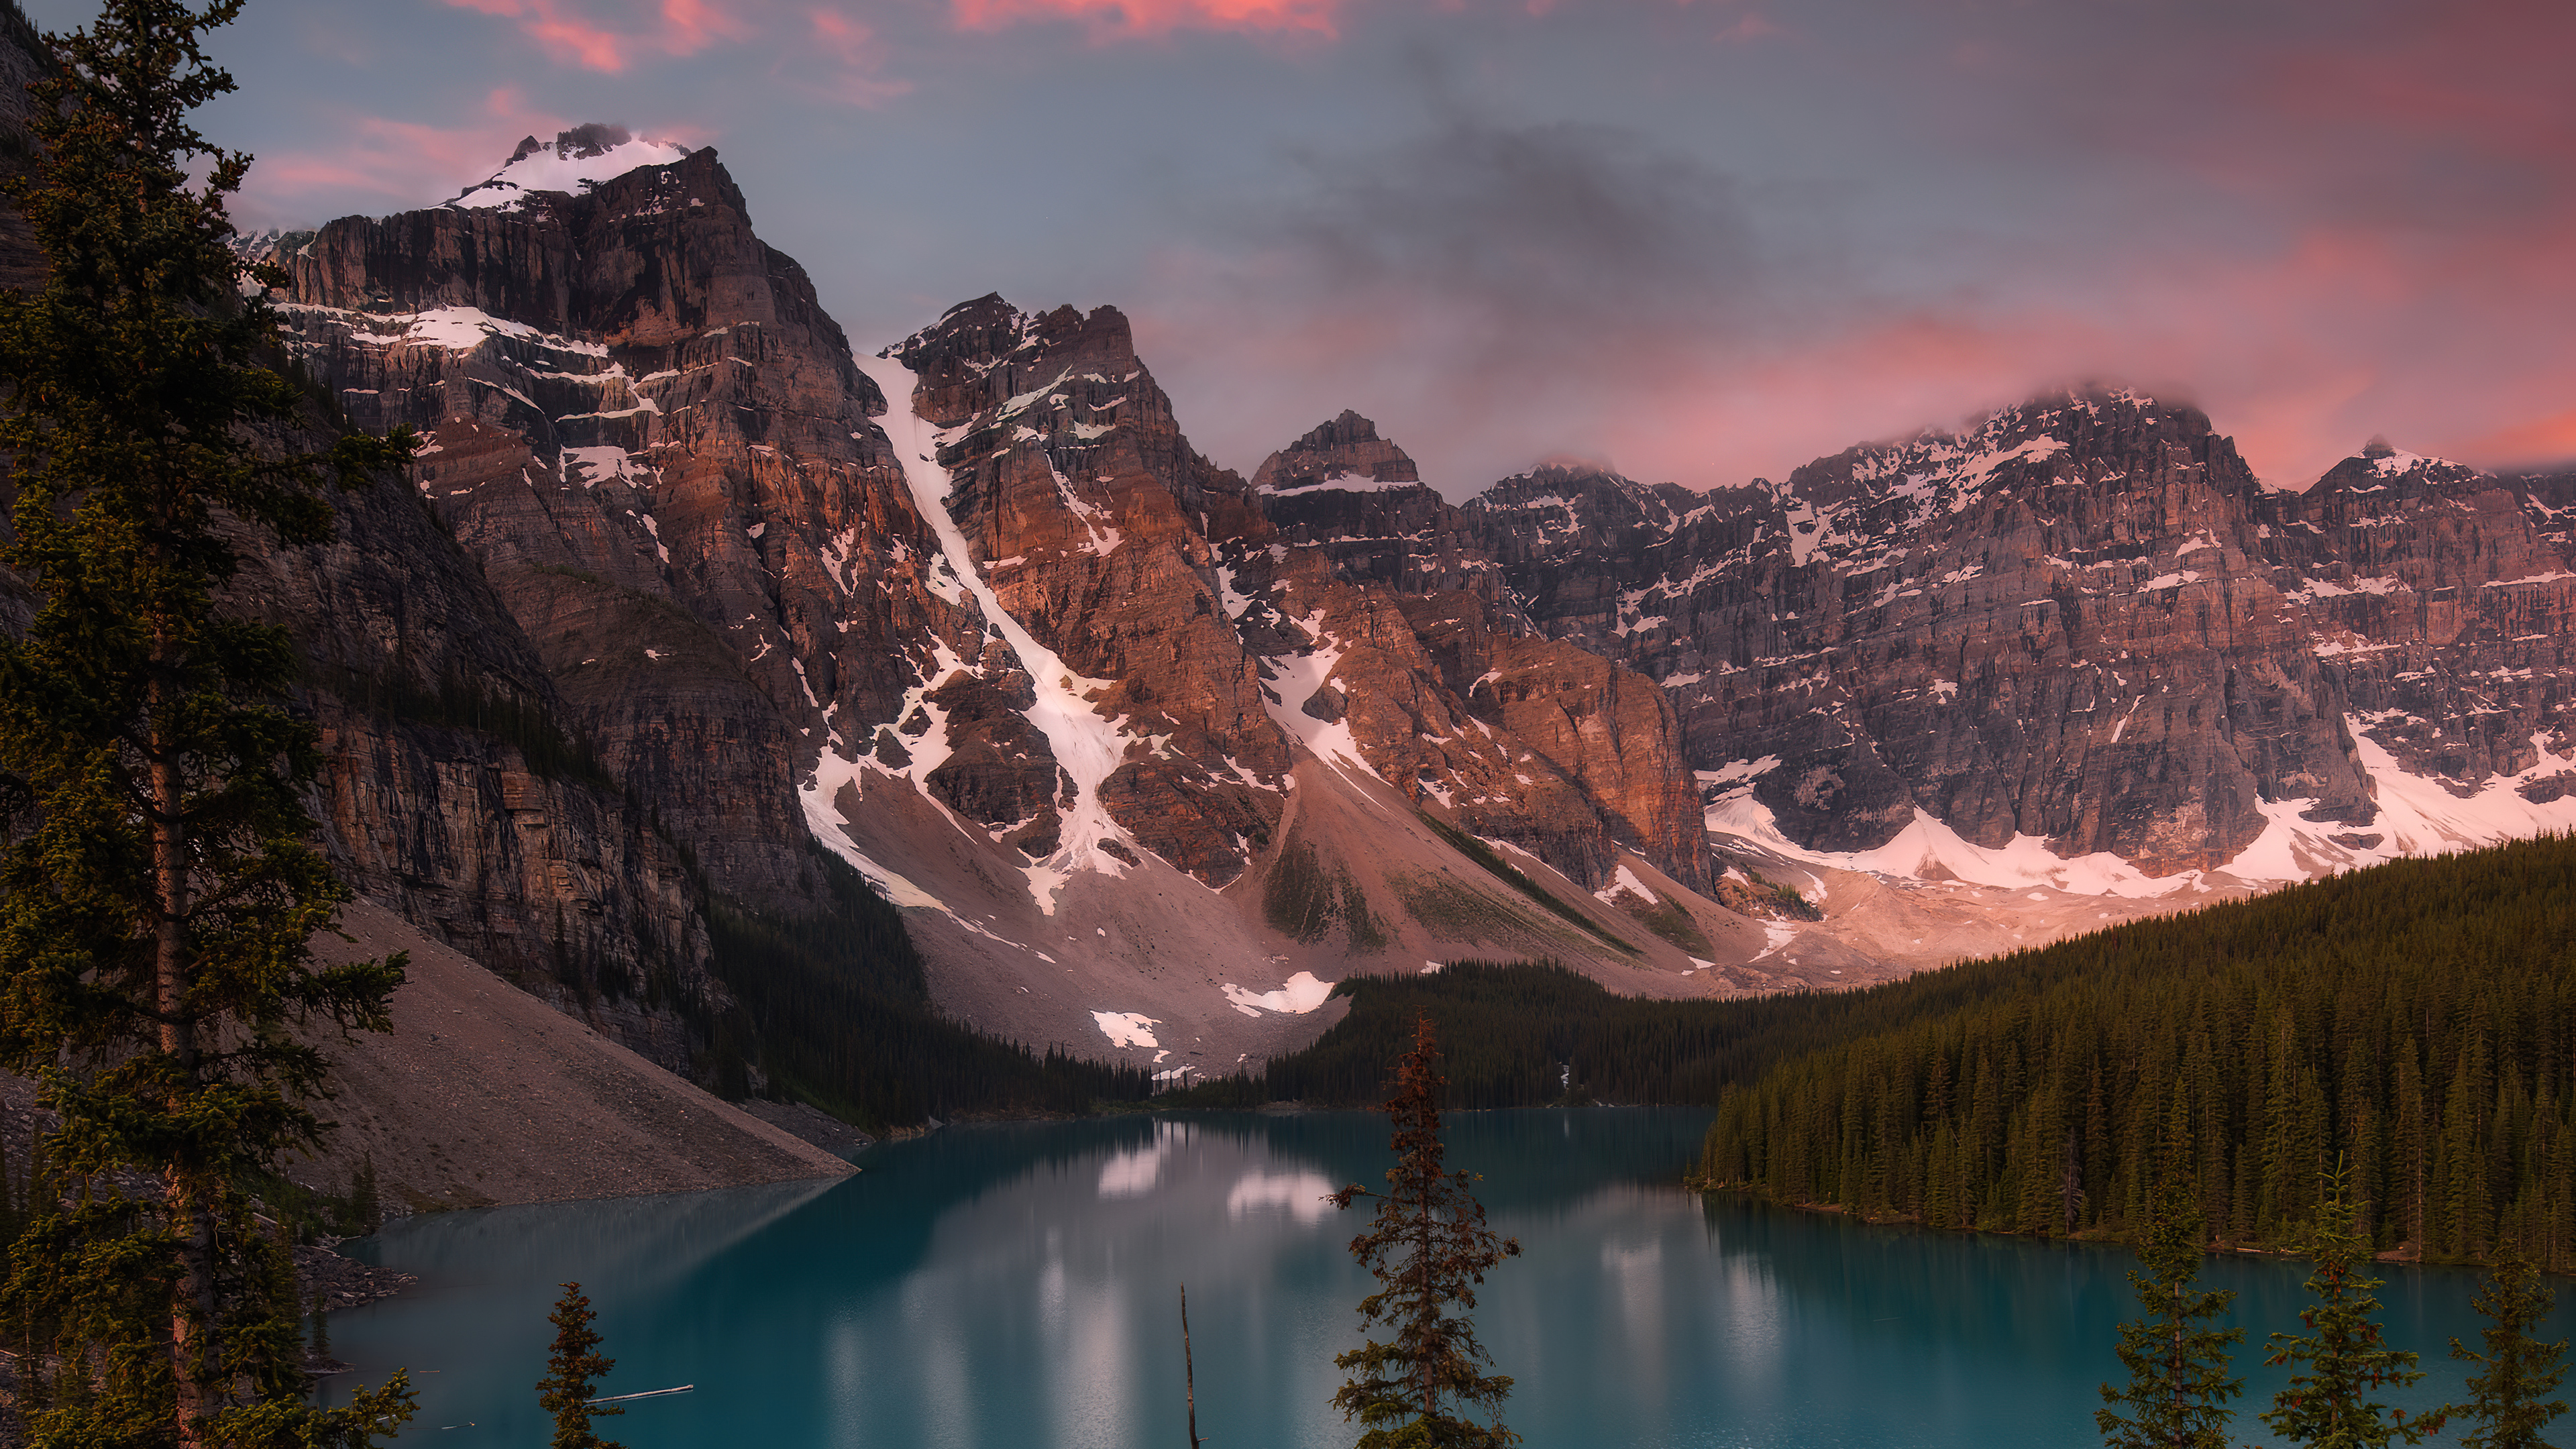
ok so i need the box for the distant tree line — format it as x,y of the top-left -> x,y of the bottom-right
1164,959 -> 1825,1111
695,844 -> 1152,1128
1695,835 -> 2576,1269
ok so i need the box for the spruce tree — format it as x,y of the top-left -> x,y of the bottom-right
0,1 -> 415,1443
2437,1252 -> 2569,1449
2098,1175 -> 2243,1449
1330,1012 -> 1522,1448
536,1283 -> 625,1449
2261,1163 -> 2430,1448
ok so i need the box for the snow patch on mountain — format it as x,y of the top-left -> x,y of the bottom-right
449,129 -> 691,211
1258,471 -> 1432,498
1091,1010 -> 1161,1051
1260,617 -> 1373,780
1705,790 -> 2210,898
1220,971 -> 1336,1017
797,744 -> 947,910
2226,724 -> 2576,880
1593,862 -> 1656,904
1703,720 -> 2576,899
857,351 -> 1144,915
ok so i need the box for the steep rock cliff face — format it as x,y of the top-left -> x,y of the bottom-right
881,303 -> 1708,895
229,476 -> 720,1073
0,57 -> 722,1073
1251,413 -> 1504,599
1418,392 -> 2576,886
887,296 -> 1287,889
271,148 -> 1731,1076
2257,446 -> 2576,792
278,147 -> 957,919
1228,413 -> 1708,888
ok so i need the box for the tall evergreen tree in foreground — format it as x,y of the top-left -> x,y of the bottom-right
536,1283 -> 625,1449
2438,1252 -> 2569,1449
2098,1171 -> 2243,1449
1330,1012 -> 1521,1449
2261,1165 -> 2428,1448
0,0 -> 415,1442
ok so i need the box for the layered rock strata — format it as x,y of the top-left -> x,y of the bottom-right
264,141 -> 1723,1076
1381,393 -> 2576,879
278,146 -> 949,918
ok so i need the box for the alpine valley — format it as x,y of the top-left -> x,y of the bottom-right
32,119 -> 2576,1158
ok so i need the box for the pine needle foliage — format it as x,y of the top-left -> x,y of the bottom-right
0,1 -> 415,1442
2097,1173 -> 2243,1449
2438,1252 -> 2570,1449
1330,1012 -> 1522,1449
1697,835 -> 2576,1265
535,1283 -> 624,1449
2260,1164 -> 2429,1449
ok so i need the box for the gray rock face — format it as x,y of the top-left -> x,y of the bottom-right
1369,391 -> 2576,875
270,138 -> 1715,1065
233,120 -> 2576,1065
227,474 -> 720,1073
2255,448 -> 2576,790
1237,416 -> 1709,888
276,147 -> 957,919
0,48 -> 720,1073
1252,413 -> 1503,600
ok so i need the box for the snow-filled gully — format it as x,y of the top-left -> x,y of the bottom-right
854,352 -> 1138,914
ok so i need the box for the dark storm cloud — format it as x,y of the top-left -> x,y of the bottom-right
1131,85 -> 1851,488
1263,105 -> 1771,350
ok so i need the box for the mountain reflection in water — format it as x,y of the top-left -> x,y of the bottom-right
329,1110 -> 2550,1448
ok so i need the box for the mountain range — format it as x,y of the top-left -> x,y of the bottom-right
48,123 -> 2576,1109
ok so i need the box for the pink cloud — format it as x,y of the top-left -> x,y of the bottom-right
239,88 -> 574,222
950,0 -> 1345,40
787,7 -> 914,106
443,0 -> 749,72
1140,187 -> 2576,501
439,0 -> 893,103
2463,408 -> 2576,468
1710,11 -> 1780,45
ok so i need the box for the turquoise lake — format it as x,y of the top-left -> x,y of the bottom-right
328,1109 -> 2566,1446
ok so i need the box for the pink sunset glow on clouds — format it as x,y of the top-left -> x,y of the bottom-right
101,0 -> 2572,495
951,0 -> 1344,38
796,8 -> 911,105
1139,105 -> 2576,497
427,0 -> 901,105
442,0 -> 747,72
245,88 -> 572,207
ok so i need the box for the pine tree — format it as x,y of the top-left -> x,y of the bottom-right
0,1 -> 415,1444
2261,1163 -> 2430,1448
536,1283 -> 625,1449
1330,1012 -> 1523,1448
2098,1175 -> 2243,1449
2437,1252 -> 2569,1449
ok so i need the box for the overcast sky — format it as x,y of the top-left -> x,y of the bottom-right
24,0 -> 2576,495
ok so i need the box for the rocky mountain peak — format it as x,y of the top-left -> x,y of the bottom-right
448,123 -> 693,212
894,294 -> 1154,437
1464,464 -> 1686,554
1250,410 -> 1424,494
2312,442 -> 2481,491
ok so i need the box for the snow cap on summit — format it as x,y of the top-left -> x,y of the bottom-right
447,124 -> 692,212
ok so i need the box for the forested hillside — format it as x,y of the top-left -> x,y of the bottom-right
1170,956 -> 1972,1109
1695,835 -> 2576,1267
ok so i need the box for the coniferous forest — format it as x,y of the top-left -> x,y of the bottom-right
1693,835 -> 2576,1267
1191,836 -> 2576,1271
